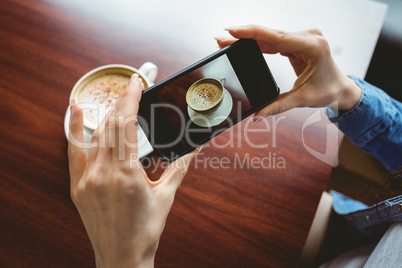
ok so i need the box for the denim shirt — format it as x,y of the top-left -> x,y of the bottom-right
326,75 -> 402,237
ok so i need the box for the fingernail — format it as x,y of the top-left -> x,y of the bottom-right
252,118 -> 261,125
190,147 -> 203,156
129,73 -> 139,84
223,26 -> 239,31
252,114 -> 266,125
213,36 -> 227,40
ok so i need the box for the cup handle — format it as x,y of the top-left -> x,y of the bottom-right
139,62 -> 158,84
219,77 -> 226,87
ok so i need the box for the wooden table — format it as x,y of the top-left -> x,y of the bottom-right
0,0 -> 385,267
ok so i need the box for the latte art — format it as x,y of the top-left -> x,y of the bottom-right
77,74 -> 130,125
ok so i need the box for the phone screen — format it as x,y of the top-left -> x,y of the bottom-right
139,39 -> 278,161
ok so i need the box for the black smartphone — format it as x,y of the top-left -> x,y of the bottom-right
138,39 -> 279,162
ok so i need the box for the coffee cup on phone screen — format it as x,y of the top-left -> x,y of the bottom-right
186,77 -> 226,114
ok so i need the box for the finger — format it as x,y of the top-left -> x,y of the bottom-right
113,73 -> 145,159
89,75 -> 144,161
114,73 -> 144,117
252,91 -> 301,123
224,25 -> 311,54
156,148 -> 202,196
87,110 -> 111,163
68,100 -> 87,187
215,37 -> 238,48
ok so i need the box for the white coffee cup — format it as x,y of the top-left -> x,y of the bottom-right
69,63 -> 157,130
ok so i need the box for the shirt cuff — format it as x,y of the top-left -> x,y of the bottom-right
325,75 -> 394,148
325,75 -> 363,123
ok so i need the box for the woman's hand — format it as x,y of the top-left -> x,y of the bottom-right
68,74 -> 200,268
216,25 -> 361,122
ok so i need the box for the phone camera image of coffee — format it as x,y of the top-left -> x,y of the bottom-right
191,83 -> 220,107
186,78 -> 226,114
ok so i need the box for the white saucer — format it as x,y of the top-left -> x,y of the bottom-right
187,88 -> 233,127
64,107 -> 154,158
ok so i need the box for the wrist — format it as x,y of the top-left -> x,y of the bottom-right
337,75 -> 362,111
95,254 -> 155,268
94,246 -> 156,268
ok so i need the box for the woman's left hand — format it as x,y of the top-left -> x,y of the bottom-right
68,74 -> 200,268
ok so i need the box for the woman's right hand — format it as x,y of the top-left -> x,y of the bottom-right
216,25 -> 361,122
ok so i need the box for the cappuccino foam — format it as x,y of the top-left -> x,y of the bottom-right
77,74 -> 130,125
189,82 -> 222,110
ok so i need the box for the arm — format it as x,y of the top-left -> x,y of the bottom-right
327,76 -> 402,172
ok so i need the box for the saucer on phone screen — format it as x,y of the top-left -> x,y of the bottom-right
187,88 -> 233,127
64,107 -> 154,158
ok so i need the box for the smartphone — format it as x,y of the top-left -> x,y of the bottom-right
138,39 -> 279,162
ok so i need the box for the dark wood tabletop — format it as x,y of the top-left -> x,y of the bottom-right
0,0 -> 341,267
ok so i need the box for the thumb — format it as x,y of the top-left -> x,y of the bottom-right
158,147 -> 202,196
253,91 -> 300,123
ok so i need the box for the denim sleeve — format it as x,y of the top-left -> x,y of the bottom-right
326,76 -> 402,172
